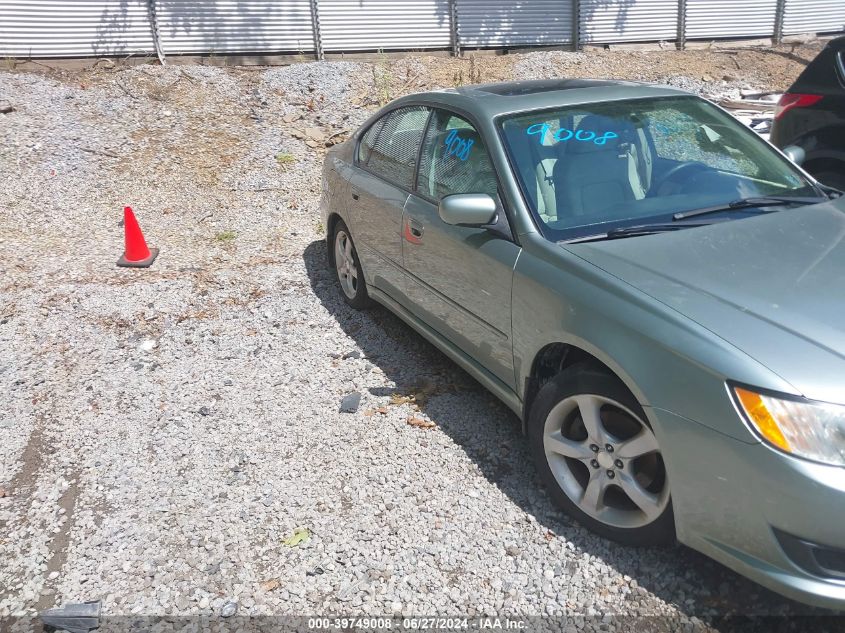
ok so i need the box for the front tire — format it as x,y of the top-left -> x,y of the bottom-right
528,364 -> 674,546
333,220 -> 371,310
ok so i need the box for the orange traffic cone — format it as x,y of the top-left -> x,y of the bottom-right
117,206 -> 159,268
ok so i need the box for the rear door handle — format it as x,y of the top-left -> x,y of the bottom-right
351,188 -> 360,201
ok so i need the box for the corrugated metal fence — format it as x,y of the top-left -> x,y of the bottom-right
783,0 -> 845,36
0,0 -> 843,59
155,1 -> 315,54
456,0 -> 574,48
686,0 -> 778,40
318,1 -> 451,51
580,0 -> 677,44
0,1 -> 154,57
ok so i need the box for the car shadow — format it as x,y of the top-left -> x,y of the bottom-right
757,47 -> 815,67
303,238 -> 837,623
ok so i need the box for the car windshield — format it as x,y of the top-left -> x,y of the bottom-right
499,95 -> 820,241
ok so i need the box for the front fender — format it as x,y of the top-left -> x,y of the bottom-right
511,236 -> 797,443
321,145 -> 355,263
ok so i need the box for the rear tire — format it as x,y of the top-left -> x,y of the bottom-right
528,364 -> 675,546
332,220 -> 371,310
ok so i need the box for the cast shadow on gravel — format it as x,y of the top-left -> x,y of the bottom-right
302,239 -> 833,624
755,47 -> 815,66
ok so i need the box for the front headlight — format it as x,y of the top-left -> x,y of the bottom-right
732,385 -> 845,467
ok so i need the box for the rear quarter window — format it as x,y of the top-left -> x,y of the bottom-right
357,119 -> 383,165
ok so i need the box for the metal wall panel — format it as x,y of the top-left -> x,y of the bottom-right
783,0 -> 845,35
6,0 -> 842,60
0,0 -> 154,57
456,0 -> 573,47
580,0 -> 677,43
155,1 -> 314,54
686,0 -> 776,39
318,0 -> 451,51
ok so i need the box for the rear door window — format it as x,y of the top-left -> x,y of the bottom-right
360,106 -> 430,190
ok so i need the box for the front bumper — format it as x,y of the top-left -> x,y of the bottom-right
650,407 -> 845,611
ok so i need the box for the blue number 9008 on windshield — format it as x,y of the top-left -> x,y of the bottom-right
526,123 -> 618,146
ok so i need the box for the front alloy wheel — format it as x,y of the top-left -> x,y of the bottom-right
529,365 -> 674,546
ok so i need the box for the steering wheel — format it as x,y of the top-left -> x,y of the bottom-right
652,161 -> 710,194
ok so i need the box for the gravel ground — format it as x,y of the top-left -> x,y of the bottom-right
0,46 -> 838,631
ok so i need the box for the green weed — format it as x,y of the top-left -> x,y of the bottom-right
215,230 -> 237,242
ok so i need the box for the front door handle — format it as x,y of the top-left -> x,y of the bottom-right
403,217 -> 424,244
351,189 -> 360,201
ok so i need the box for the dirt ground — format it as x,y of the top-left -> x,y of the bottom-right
7,41 -> 824,101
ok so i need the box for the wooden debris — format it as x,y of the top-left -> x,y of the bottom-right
407,416 -> 436,429
718,99 -> 775,113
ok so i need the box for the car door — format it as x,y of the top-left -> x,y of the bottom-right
349,106 -> 430,301
402,109 -> 521,389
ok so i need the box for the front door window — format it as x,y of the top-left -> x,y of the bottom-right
416,111 -> 499,200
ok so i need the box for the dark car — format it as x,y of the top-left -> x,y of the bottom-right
770,35 -> 845,190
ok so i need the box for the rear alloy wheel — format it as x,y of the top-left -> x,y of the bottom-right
333,220 -> 370,309
529,365 -> 674,546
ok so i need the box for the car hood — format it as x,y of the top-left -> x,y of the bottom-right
569,200 -> 845,404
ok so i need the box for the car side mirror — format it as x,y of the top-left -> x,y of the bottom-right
438,193 -> 498,227
783,145 -> 806,166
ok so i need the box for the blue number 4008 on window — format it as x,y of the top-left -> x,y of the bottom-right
444,129 -> 474,161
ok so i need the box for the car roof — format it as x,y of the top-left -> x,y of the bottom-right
391,79 -> 693,120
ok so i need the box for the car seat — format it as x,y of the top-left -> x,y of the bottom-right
553,115 -> 651,222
